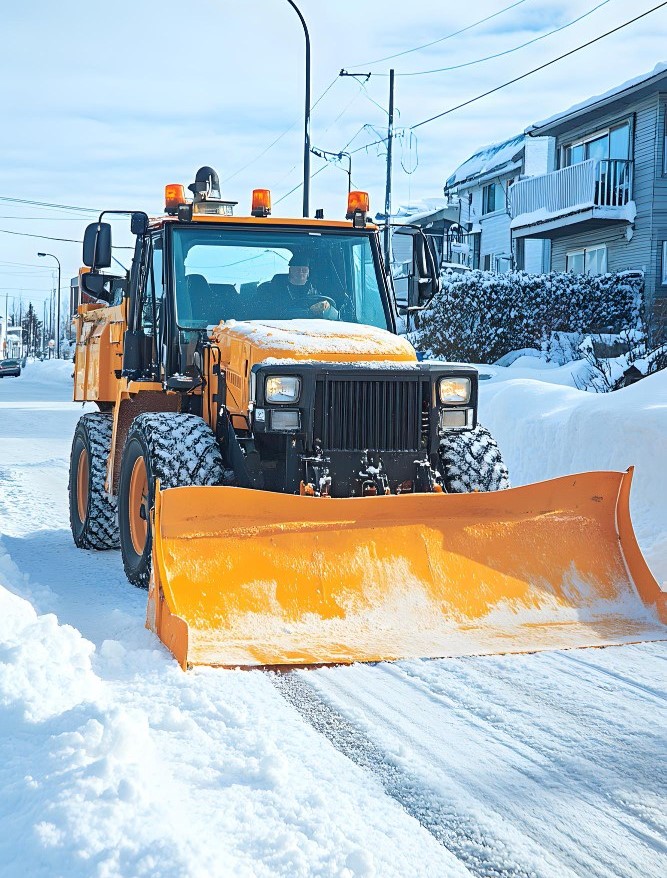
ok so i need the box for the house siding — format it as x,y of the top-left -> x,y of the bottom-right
548,93 -> 664,304
650,94 -> 667,303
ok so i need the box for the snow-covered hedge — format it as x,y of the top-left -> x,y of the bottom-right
410,270 -> 644,364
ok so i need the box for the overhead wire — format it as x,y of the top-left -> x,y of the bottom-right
391,0 -> 614,76
341,0 -> 667,156
0,227 -> 133,248
0,195 -> 98,214
411,1 -> 667,128
349,0 -> 531,67
221,74 -> 340,186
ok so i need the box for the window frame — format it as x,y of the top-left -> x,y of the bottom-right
566,244 -> 608,275
561,119 -> 632,168
661,241 -> 667,284
481,182 -> 505,216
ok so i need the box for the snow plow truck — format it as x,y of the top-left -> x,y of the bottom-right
69,166 -> 667,669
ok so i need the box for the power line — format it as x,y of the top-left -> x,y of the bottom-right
0,227 -> 133,249
411,1 -> 667,129
275,162 -> 330,205
0,228 -> 82,244
393,0 -> 613,77
349,0 -> 530,67
0,195 -> 98,214
221,75 -> 340,186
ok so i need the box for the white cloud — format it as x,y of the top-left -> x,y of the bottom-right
0,0 -> 665,303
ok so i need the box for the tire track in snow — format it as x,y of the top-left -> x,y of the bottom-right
271,671 -> 534,878
301,661 -> 666,878
381,659 -> 667,859
556,650 -> 667,702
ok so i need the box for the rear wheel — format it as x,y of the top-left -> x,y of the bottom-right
118,413 -> 224,588
69,413 -> 119,549
439,424 -> 510,493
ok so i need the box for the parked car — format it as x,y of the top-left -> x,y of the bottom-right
0,358 -> 21,377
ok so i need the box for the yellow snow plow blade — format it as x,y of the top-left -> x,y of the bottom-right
147,468 -> 667,669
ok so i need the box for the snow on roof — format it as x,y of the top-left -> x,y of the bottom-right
445,134 -> 525,190
529,63 -> 667,134
375,197 -> 454,225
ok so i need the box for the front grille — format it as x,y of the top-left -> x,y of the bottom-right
315,376 -> 422,451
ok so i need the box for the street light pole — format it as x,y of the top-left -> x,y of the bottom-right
38,252 -> 61,358
285,0 -> 311,217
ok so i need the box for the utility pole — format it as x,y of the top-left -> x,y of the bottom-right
384,69 -> 395,272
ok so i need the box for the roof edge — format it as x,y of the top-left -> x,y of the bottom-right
527,64 -> 667,137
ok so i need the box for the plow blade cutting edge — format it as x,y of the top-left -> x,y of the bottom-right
146,468 -> 667,669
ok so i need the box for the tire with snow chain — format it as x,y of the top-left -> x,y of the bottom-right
69,413 -> 119,550
118,413 -> 224,588
439,424 -> 510,493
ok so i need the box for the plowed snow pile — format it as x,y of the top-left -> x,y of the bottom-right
0,359 -> 665,878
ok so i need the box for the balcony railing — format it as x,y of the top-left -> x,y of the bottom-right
510,159 -> 633,222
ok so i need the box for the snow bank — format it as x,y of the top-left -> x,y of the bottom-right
0,545 -> 99,721
480,368 -> 667,583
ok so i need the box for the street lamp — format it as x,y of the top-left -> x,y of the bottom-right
38,252 -> 61,358
285,0 -> 311,217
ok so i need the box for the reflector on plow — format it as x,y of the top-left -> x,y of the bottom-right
146,468 -> 667,669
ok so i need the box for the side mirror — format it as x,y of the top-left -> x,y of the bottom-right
83,222 -> 112,269
80,272 -> 113,303
412,232 -> 440,305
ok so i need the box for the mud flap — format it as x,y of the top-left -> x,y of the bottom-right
147,469 -> 667,669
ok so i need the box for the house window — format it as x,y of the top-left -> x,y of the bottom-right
566,244 -> 607,275
471,233 -> 481,269
563,121 -> 631,166
662,242 -> 667,284
482,183 -> 505,215
483,253 -> 492,271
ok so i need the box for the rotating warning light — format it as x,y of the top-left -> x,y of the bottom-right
165,184 -> 186,215
346,190 -> 369,220
251,189 -> 272,217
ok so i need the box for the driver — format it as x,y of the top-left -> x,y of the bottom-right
260,254 -> 339,320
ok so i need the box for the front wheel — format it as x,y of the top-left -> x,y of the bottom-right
439,424 -> 510,493
117,413 -> 224,588
69,413 -> 119,549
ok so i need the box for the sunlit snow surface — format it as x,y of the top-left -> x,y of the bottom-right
0,359 -> 666,878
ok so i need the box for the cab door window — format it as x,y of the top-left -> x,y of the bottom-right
141,236 -> 164,335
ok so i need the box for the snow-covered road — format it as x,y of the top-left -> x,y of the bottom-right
1,362 -> 665,878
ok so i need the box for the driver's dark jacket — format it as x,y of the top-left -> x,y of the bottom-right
254,274 -> 339,320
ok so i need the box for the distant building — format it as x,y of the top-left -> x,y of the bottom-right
444,134 -> 552,273
511,63 -> 667,326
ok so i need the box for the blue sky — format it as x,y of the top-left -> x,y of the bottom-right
0,0 -> 665,312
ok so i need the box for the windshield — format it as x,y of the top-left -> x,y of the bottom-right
171,227 -> 389,330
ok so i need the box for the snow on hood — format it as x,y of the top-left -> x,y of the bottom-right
212,319 -> 417,362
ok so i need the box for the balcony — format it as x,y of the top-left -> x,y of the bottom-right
509,159 -> 635,238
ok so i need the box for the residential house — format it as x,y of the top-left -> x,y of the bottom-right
510,63 -> 667,325
444,134 -> 551,273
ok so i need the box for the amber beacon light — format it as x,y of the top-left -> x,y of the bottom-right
251,189 -> 272,217
346,190 -> 369,221
165,184 -> 186,215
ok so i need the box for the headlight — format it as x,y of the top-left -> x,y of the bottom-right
265,375 -> 301,403
439,377 -> 471,405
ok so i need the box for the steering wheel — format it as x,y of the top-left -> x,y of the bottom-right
308,296 -> 337,314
